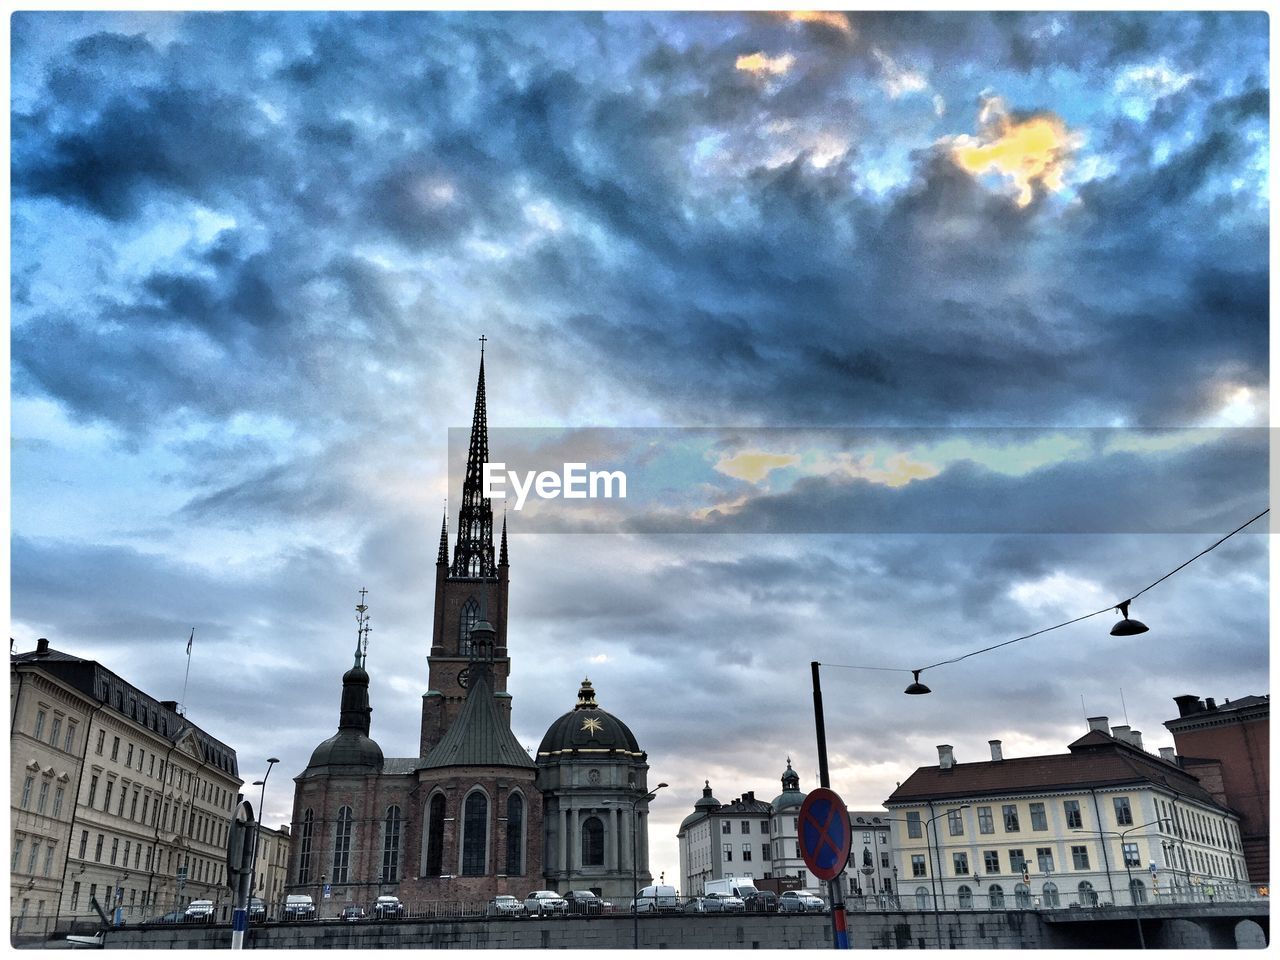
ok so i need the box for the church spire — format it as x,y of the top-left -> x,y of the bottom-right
437,504 -> 449,565
499,511 -> 509,567
450,338 -> 497,578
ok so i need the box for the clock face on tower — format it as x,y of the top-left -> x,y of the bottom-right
456,667 -> 471,689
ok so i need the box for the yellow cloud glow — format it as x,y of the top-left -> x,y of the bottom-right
785,10 -> 852,33
950,98 -> 1079,207
735,51 -> 796,77
714,450 -> 800,484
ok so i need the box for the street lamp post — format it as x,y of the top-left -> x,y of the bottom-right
923,804 -> 969,949
627,783 -> 667,950
246,758 -> 279,923
1072,817 -> 1162,949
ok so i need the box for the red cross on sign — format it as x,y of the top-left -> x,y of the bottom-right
798,787 -> 852,883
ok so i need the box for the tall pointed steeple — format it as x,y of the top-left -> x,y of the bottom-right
499,511 -> 509,567
437,506 -> 450,565
450,339 -> 497,578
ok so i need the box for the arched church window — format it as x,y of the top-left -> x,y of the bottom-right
505,793 -> 524,876
425,795 -> 446,877
382,806 -> 402,883
298,809 -> 314,884
332,806 -> 353,884
582,817 -> 605,866
459,598 -> 481,655
461,791 -> 488,876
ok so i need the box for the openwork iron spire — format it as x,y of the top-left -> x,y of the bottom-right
437,504 -> 449,565
499,511 -> 509,566
450,340 -> 497,578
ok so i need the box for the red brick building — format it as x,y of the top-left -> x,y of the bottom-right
1164,694 -> 1269,884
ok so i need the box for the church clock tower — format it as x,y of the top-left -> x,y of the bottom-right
421,342 -> 512,756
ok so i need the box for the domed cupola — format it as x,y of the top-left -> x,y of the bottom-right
680,779 -> 721,831
301,593 -> 385,776
536,678 -> 643,758
771,756 -> 805,811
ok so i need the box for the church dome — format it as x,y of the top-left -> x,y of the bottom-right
537,679 -> 642,757
305,730 -> 384,771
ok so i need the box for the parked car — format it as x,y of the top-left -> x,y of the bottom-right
184,900 -> 215,923
373,895 -> 405,919
487,895 -> 527,917
248,897 -> 266,922
683,896 -> 725,913
707,892 -> 746,912
744,890 -> 778,913
779,890 -> 826,914
145,910 -> 187,924
282,894 -> 317,920
524,891 -> 569,916
340,905 -> 366,923
564,890 -> 606,915
633,884 -> 680,914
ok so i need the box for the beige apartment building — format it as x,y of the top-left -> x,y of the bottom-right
886,719 -> 1248,911
11,639 -> 242,934
251,823 -> 291,910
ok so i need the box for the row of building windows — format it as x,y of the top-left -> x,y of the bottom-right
18,776 -> 66,819
720,819 -> 773,835
83,773 -> 227,849
297,795 -> 527,886
11,833 -> 58,877
30,706 -> 78,756
723,841 -> 800,863
90,730 -> 234,813
908,798 -> 1136,839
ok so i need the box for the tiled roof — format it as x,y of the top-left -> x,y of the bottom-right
886,731 -> 1222,810
381,758 -> 420,775
419,669 -> 534,771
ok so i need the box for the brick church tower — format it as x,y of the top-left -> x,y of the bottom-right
421,344 -> 512,755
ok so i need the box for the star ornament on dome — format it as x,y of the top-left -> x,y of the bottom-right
581,717 -> 604,736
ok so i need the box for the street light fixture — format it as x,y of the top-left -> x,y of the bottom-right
630,783 -> 666,951
246,758 -> 280,922
1071,817 -> 1163,949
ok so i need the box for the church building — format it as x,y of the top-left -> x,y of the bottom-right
285,347 -> 655,906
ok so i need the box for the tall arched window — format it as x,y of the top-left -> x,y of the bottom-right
581,817 -> 605,866
988,884 -> 1005,909
915,887 -> 930,910
459,598 -> 481,655
1014,883 -> 1031,908
1077,881 -> 1096,906
461,791 -> 488,876
425,795 -> 446,877
505,793 -> 524,876
332,806 -> 353,884
957,885 -> 972,909
1042,881 -> 1060,908
1129,878 -> 1147,905
297,809 -> 314,884
382,806 -> 402,883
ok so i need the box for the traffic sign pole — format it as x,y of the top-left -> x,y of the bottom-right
226,799 -> 257,950
809,662 -> 850,950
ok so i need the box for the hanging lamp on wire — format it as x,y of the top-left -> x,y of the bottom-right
1109,599 -> 1150,637
904,669 -> 932,695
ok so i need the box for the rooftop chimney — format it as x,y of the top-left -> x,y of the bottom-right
989,740 -> 1004,761
937,745 -> 955,770
1087,716 -> 1110,733
1173,695 -> 1204,717
1130,730 -> 1144,750
35,638 -> 50,656
1159,747 -> 1177,763
1205,698 -> 1217,711
1111,724 -> 1131,743
160,700 -> 179,712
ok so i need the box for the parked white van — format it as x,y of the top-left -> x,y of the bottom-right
633,884 -> 679,913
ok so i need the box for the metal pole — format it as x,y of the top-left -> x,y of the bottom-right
810,662 -> 848,950
926,810 -> 942,948
245,760 -> 278,929
632,798 -> 639,950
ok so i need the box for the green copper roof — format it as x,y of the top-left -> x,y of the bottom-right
418,669 -> 534,771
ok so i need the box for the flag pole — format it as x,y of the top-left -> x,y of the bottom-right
180,628 -> 194,716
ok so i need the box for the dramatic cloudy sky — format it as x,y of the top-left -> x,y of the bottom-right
11,11 -> 1269,888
